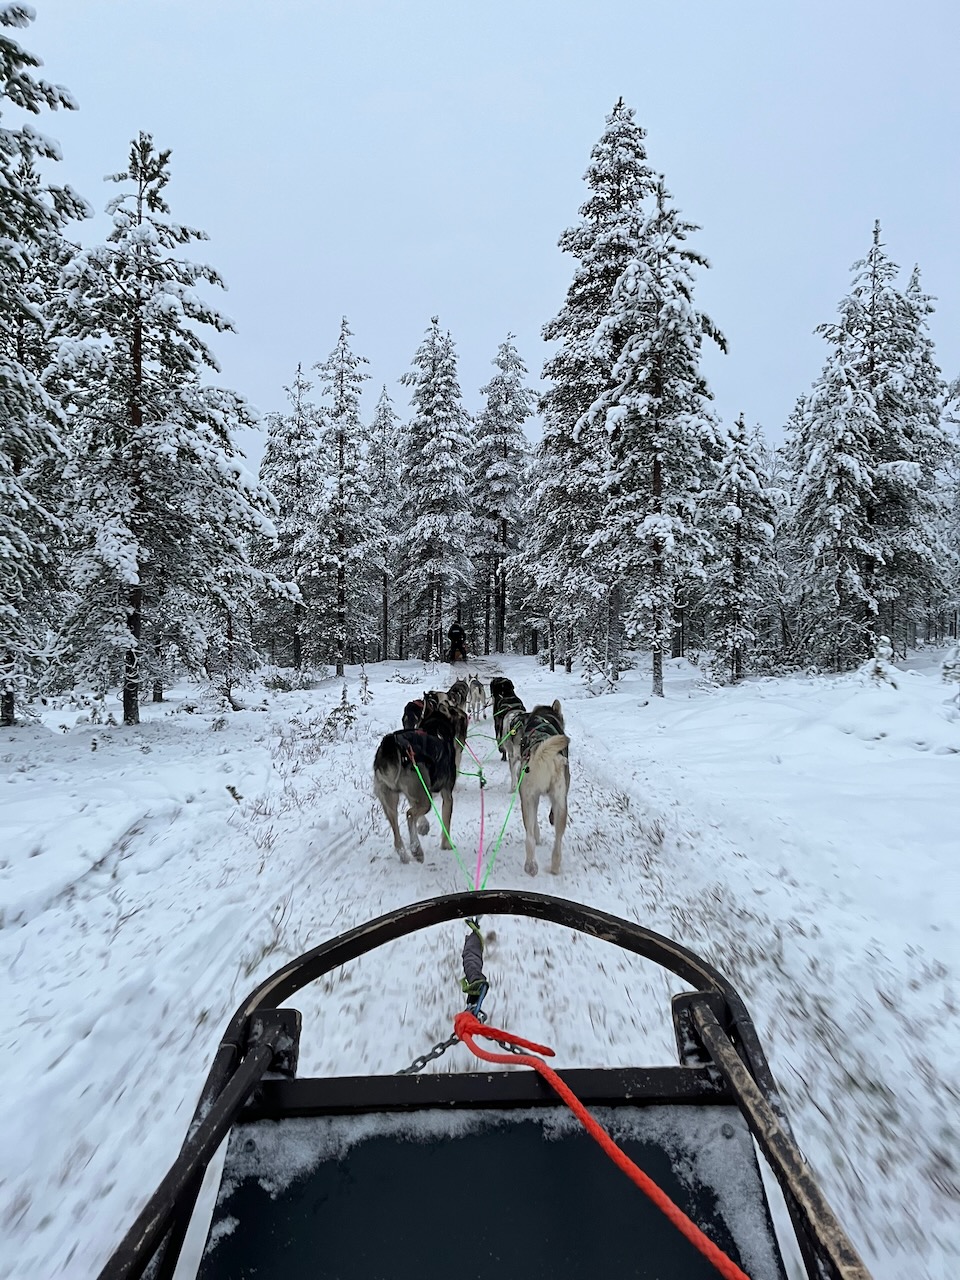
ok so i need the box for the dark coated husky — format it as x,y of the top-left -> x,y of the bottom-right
373,694 -> 461,863
447,677 -> 469,711
489,675 -> 526,764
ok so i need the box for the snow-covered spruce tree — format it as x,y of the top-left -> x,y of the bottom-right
889,266 -> 952,646
255,365 -> 319,667
364,384 -> 402,660
0,9 -> 86,725
308,318 -> 376,675
51,133 -> 287,723
941,383 -> 960,640
788,340 -> 882,670
471,335 -> 534,654
398,317 -> 473,658
703,415 -> 778,681
815,227 -> 951,655
529,99 -> 657,668
586,178 -> 726,697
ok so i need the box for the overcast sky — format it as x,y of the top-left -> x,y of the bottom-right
25,0 -> 960,463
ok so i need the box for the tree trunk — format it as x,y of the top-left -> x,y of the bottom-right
125,197 -> 146,728
483,562 -> 492,656
1,658 -> 14,726
607,584 -> 622,682
335,426 -> 346,678
564,628 -> 573,674
381,572 -> 389,663
651,452 -> 665,697
495,516 -> 509,653
152,679 -> 163,703
123,585 -> 143,725
548,617 -> 556,673
732,529 -> 743,682
293,600 -> 302,670
671,611 -> 683,660
652,647 -> 663,698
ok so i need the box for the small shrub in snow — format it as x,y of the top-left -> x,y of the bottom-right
320,686 -> 358,742
580,644 -> 616,696
859,635 -> 899,689
261,665 -> 327,693
386,668 -> 424,686
943,645 -> 960,706
690,650 -> 723,688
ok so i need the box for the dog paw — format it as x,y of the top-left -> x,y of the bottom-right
417,817 -> 430,835
440,838 -> 452,850
412,845 -> 424,863
524,859 -> 538,876
398,848 -> 411,864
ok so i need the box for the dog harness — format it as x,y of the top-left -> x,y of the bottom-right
519,710 -> 566,766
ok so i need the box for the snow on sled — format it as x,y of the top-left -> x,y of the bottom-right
98,891 -> 871,1280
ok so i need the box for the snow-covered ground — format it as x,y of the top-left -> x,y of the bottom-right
1,652 -> 958,1279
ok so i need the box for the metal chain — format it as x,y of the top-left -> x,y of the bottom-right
396,1032 -> 461,1076
397,1014 -> 531,1075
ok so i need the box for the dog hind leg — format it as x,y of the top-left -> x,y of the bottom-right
406,793 -> 431,863
439,787 -> 454,851
377,785 -> 409,864
520,786 -> 539,876
549,780 -> 567,876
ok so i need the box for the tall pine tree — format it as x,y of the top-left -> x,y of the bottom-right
587,178 -> 726,696
471,335 -> 534,653
398,317 -> 473,658
788,225 -> 951,664
364,385 -> 401,660
704,415 -> 778,681
530,99 -> 657,665
0,8 -> 86,724
51,134 -> 285,721
789,341 -> 882,669
310,317 -> 374,675
256,365 -> 320,667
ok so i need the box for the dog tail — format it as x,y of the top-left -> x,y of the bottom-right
528,734 -> 570,773
374,733 -> 406,789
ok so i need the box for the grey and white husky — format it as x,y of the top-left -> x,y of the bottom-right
516,700 -> 570,877
466,674 -> 486,720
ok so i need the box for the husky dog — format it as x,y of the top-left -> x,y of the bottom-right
447,677 -> 469,711
489,676 -> 526,767
401,697 -> 424,731
424,688 -> 468,769
467,674 -> 486,720
517,700 -> 570,877
373,701 -> 459,864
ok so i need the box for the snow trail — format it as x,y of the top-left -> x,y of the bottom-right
1,656 -> 956,1278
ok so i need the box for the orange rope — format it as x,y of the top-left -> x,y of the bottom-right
453,1011 -> 753,1280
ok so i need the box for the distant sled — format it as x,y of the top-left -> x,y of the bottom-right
97,891 -> 872,1280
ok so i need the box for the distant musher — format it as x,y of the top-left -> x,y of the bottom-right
447,621 -> 468,664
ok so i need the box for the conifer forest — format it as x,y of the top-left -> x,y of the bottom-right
3,10 -> 959,726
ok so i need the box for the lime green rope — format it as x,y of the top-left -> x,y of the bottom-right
479,765 -> 526,889
409,757 -> 475,890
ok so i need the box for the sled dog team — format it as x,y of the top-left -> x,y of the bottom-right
373,674 -> 570,877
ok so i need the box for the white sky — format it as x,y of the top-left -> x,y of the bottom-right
26,0 -> 960,460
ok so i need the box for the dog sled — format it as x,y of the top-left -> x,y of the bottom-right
97,891 -> 871,1280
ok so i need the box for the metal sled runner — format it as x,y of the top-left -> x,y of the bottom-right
98,891 -> 871,1280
